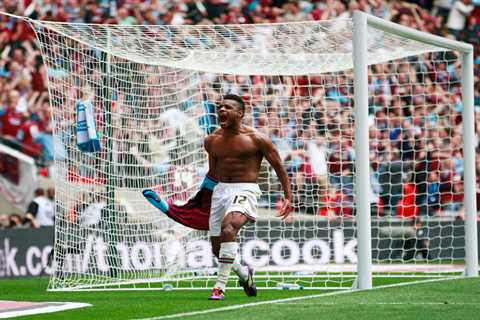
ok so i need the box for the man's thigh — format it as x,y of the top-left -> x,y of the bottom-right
209,193 -> 225,237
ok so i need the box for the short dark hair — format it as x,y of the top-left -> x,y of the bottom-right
34,188 -> 44,197
223,94 -> 245,113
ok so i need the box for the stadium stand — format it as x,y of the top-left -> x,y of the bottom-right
0,0 -> 479,227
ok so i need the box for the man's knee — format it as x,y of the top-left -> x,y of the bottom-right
221,223 -> 237,240
220,212 -> 248,241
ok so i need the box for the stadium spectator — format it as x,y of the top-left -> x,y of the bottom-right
433,0 -> 455,24
16,112 -> 42,158
378,151 -> 404,214
8,213 -> 24,228
447,0 -> 475,39
1,90 -> 23,139
370,160 -> 382,216
425,171 -> 442,215
396,183 -> 419,218
6,212 -> 38,228
25,187 -> 54,227
0,214 -> 9,229
403,218 -> 431,260
318,187 -> 342,218
0,0 -> 478,223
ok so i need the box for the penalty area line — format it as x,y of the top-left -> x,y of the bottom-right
135,277 -> 462,320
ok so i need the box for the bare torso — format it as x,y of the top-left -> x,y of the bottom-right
205,126 -> 263,183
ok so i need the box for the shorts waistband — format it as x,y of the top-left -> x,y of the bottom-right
216,182 -> 258,186
215,182 -> 261,191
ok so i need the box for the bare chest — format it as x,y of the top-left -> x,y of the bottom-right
210,135 -> 259,160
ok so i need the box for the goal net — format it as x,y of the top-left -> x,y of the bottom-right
21,15 -> 474,291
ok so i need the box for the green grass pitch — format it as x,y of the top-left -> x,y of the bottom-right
1,277 -> 479,319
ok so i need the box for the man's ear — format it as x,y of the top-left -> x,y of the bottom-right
236,106 -> 244,118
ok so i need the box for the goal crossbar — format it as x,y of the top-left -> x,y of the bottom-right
365,13 -> 473,53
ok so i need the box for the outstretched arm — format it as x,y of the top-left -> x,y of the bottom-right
256,134 -> 293,220
204,133 -> 218,180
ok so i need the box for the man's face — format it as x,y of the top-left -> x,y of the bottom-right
9,92 -> 19,109
217,99 -> 243,128
47,188 -> 55,200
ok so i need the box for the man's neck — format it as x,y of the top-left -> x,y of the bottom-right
222,123 -> 242,135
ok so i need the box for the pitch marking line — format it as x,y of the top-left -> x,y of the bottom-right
0,302 -> 91,319
136,277 -> 463,320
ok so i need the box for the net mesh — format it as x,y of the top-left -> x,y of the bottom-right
26,18 -> 467,291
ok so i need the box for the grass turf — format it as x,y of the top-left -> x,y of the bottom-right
1,277 -> 478,319
193,277 -> 480,320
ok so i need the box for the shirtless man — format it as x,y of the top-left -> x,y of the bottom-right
142,94 -> 292,300
205,94 -> 292,300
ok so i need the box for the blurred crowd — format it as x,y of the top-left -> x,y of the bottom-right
0,187 -> 55,229
0,0 -> 480,222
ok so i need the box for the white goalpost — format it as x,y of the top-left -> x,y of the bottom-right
1,10 -> 476,291
353,12 -> 478,289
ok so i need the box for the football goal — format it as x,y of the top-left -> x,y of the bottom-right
2,10 -> 476,291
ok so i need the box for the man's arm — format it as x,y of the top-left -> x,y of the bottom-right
25,201 -> 40,228
204,133 -> 218,180
255,133 -> 293,219
456,1 -> 474,15
26,201 -> 39,217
